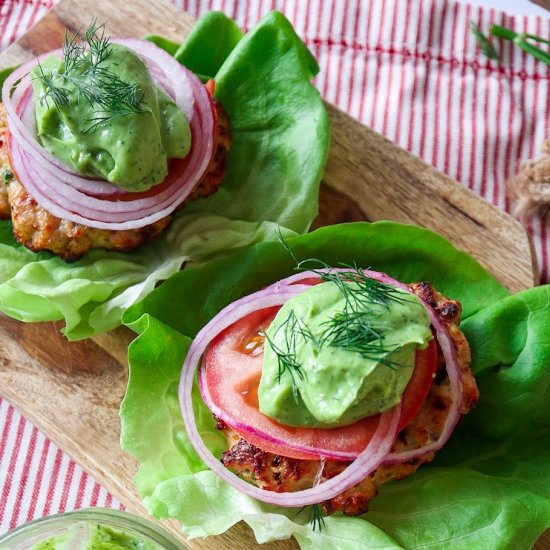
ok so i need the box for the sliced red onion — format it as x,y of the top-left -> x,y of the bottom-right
384,302 -> 462,463
191,269 -> 462,466
9,85 -> 210,224
2,39 -> 215,230
179,282 -> 402,507
266,268 -> 410,291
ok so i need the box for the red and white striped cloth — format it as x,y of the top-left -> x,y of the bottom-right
1,0 -> 549,536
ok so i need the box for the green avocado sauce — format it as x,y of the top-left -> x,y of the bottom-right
32,522 -> 160,550
31,44 -> 191,192
258,277 -> 433,428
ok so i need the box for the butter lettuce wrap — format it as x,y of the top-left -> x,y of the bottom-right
120,221 -> 550,549
0,11 -> 329,340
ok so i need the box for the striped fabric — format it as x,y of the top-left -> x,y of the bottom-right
1,0 -> 549,536
0,400 -> 120,531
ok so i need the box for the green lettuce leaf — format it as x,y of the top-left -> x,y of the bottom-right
143,35 -> 180,56
121,222 -> 550,549
0,11 -> 328,340
0,215 -> 295,340
124,221 -> 509,335
173,11 -> 244,81
366,286 -> 550,549
121,311 -> 410,548
184,11 -> 327,232
0,66 -> 17,88
460,285 -> 550,440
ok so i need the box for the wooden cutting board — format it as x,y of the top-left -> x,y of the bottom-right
0,0 -> 544,548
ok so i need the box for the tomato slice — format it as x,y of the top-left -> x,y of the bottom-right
104,157 -> 191,201
203,293 -> 437,462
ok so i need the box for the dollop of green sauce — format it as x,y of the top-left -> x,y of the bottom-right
31,44 -> 191,191
258,280 -> 433,428
32,522 -> 160,550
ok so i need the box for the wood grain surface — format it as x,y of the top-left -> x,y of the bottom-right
0,0 -> 545,549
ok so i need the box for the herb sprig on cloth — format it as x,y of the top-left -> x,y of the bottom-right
471,21 -> 550,66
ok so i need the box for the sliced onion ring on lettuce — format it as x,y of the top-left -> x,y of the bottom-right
176,265 -> 463,505
6,58 -> 215,229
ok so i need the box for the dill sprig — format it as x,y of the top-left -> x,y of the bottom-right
37,62 -> 71,108
471,21 -> 550,67
469,21 -> 500,61
263,310 -> 312,398
62,27 -> 86,74
316,266 -> 410,368
35,20 -> 146,132
320,310 -> 400,368
317,263 -> 410,309
85,20 -> 111,66
309,503 -> 325,531
264,263 -> 411,392
270,236 -> 414,391
296,504 -> 325,532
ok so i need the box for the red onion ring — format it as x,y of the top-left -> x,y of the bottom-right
2,39 -> 215,230
194,269 -> 462,465
384,304 -> 462,463
8,85 -> 210,224
179,282 -> 402,507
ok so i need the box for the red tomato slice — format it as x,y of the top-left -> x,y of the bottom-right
104,157 -> 191,201
203,295 -> 437,462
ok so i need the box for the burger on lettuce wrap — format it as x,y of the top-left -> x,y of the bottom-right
0,11 -> 329,340
121,221 -> 550,550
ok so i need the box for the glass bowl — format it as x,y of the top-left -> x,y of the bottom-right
0,508 -> 186,549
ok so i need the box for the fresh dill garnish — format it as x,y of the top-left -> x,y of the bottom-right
315,266 -> 411,368
309,503 -> 325,531
84,20 -> 111,66
317,263 -> 410,309
37,61 -> 70,109
35,20 -> 146,132
264,262 -> 411,391
263,310 -> 311,398
296,504 -> 325,532
62,27 -> 86,74
469,21 -> 500,61
320,310 -> 400,368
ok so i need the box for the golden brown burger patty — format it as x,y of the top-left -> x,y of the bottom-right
0,101 -> 231,261
216,282 -> 478,516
